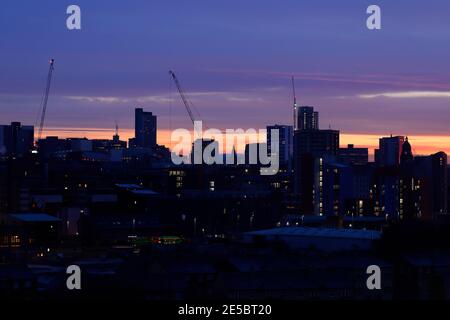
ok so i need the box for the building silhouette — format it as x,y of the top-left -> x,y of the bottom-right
339,144 -> 369,166
293,129 -> 339,157
292,106 -> 339,214
295,106 -> 319,131
400,137 -> 414,165
1,104 -> 450,300
134,108 -> 157,149
412,152 -> 448,219
375,135 -> 405,167
0,122 -> 34,156
267,125 -> 293,170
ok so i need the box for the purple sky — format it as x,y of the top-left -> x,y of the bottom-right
1,0 -> 450,152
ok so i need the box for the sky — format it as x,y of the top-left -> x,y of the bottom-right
1,0 -> 450,156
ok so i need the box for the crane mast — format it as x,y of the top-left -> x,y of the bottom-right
168,70 -> 198,126
37,59 -> 55,141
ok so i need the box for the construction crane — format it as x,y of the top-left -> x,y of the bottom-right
37,59 -> 55,141
168,70 -> 203,135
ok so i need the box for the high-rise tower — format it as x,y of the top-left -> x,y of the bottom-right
134,108 -> 157,149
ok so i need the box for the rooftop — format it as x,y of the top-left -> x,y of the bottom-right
130,189 -> 159,196
115,183 -> 142,190
9,213 -> 61,223
245,226 -> 381,240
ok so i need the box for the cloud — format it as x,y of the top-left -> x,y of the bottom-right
65,96 -> 129,104
358,91 -> 450,99
64,95 -> 173,104
63,91 -> 268,105
226,97 -> 265,102
135,96 -> 172,103
206,68 -> 450,91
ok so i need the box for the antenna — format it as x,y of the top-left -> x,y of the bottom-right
292,76 -> 298,130
113,120 -> 120,141
291,76 -> 297,107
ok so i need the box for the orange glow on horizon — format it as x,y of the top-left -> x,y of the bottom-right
40,127 -> 450,159
341,134 -> 450,158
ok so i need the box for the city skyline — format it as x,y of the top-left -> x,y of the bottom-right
32,116 -> 450,161
2,1 -> 450,302
5,108 -> 448,164
2,0 -> 450,156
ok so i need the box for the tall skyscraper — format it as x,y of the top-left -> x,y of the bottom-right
267,125 -> 293,170
134,108 -> 157,149
375,135 -> 405,167
292,106 -> 339,215
293,129 -> 339,214
0,122 -> 34,156
295,106 -> 319,131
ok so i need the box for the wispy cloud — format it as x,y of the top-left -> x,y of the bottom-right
64,94 -> 175,104
206,68 -> 450,91
65,96 -> 128,103
64,91 -> 267,105
226,97 -> 265,102
135,96 -> 173,103
358,91 -> 450,99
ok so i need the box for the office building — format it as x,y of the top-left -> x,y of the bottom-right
413,152 -> 448,219
375,135 -> 405,167
293,129 -> 339,157
295,106 -> 319,131
339,144 -> 369,166
267,125 -> 293,170
292,107 -> 339,214
37,136 -> 67,157
135,108 -> 157,149
92,130 -> 127,152
0,122 -> 34,156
